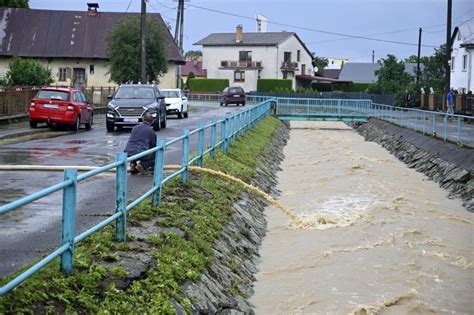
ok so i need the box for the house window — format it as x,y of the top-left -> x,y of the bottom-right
284,52 -> 292,62
451,57 -> 455,71
89,64 -> 95,75
234,70 -> 245,82
283,71 -> 288,79
462,55 -> 468,71
58,68 -> 67,81
297,50 -> 301,62
239,51 -> 252,62
301,64 -> 306,75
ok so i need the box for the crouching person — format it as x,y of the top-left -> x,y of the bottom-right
124,113 -> 157,174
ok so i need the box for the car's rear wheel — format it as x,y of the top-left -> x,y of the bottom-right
29,121 -> 38,128
72,116 -> 80,131
153,119 -> 161,131
85,114 -> 93,130
183,111 -> 188,118
106,121 -> 115,132
177,110 -> 183,119
242,102 -> 246,106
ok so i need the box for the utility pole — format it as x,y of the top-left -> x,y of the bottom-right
416,27 -> 422,87
140,0 -> 147,84
444,0 -> 452,106
174,0 -> 185,89
372,50 -> 375,63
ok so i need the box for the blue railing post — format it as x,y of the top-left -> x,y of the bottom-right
337,99 -> 341,116
152,139 -> 166,206
443,117 -> 448,141
457,117 -> 461,144
197,123 -> 205,167
60,169 -> 77,274
423,112 -> 426,135
210,119 -> 217,157
221,117 -> 227,153
432,112 -> 436,135
181,129 -> 190,184
229,114 -> 234,145
115,152 -> 127,242
415,111 -> 418,131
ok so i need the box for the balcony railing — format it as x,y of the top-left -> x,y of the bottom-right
281,61 -> 299,70
220,60 -> 263,69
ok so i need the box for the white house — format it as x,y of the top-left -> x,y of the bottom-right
450,21 -> 474,93
0,6 -> 184,88
194,26 -> 314,91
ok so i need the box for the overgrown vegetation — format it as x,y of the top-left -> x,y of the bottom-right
4,57 -> 53,87
0,116 -> 281,314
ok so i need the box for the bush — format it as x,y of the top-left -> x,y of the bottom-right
6,57 -> 53,86
350,83 -> 371,93
189,78 -> 229,92
311,82 -> 332,92
257,79 -> 292,92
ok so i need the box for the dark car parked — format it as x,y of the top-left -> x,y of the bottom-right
220,87 -> 246,106
106,84 -> 167,132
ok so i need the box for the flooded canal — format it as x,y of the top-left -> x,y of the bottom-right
250,121 -> 473,314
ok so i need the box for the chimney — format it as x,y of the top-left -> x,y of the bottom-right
87,3 -> 99,16
236,25 -> 243,43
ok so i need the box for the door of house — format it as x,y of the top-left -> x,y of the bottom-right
73,68 -> 86,89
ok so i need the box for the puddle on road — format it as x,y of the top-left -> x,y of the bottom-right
251,121 -> 473,314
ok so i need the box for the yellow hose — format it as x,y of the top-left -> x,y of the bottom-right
0,164 -> 305,227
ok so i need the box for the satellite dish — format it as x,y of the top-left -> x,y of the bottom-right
313,66 -> 319,73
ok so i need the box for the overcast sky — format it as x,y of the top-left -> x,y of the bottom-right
31,0 -> 473,62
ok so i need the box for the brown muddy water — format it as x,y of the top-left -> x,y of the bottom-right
250,121 -> 473,314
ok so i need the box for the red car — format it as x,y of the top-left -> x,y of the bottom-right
29,87 -> 93,130
220,86 -> 246,106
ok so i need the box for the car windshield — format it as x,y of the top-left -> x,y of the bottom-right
161,90 -> 180,98
229,88 -> 243,94
35,90 -> 69,101
115,86 -> 155,99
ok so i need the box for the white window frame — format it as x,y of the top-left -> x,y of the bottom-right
451,57 -> 455,72
58,68 -> 67,81
462,54 -> 468,71
234,70 -> 245,82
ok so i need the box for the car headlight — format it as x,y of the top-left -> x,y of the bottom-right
146,102 -> 158,109
108,103 -> 117,109
151,112 -> 157,117
106,112 -> 115,118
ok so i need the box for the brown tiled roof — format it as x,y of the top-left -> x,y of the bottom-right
0,8 -> 184,64
295,74 -> 352,84
182,60 -> 206,77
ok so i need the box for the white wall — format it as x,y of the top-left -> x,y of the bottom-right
0,57 -> 178,89
201,34 -> 314,91
450,33 -> 473,93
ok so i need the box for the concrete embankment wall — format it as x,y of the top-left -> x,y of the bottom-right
350,119 -> 473,212
180,123 -> 289,314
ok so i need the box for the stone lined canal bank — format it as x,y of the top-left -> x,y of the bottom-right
250,121 -> 473,314
351,118 -> 473,212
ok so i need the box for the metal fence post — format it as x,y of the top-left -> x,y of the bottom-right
60,169 -> 77,274
432,112 -> 436,135
443,117 -> 448,141
197,123 -> 205,167
210,119 -> 217,157
152,139 -> 166,206
181,129 -> 190,184
221,117 -> 227,153
229,114 -> 234,145
115,152 -> 127,242
457,116 -> 461,144
337,99 -> 341,116
423,112 -> 426,135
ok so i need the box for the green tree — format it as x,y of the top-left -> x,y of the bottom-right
184,50 -> 202,60
404,55 -> 418,63
107,16 -> 168,84
185,71 -> 195,88
5,57 -> 53,86
312,55 -> 328,76
369,54 -> 413,94
0,0 -> 28,8
419,45 -> 445,94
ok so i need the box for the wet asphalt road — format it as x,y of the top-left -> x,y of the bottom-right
0,101 -> 244,277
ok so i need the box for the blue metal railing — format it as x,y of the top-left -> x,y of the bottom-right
272,97 -> 473,147
0,99 -> 275,296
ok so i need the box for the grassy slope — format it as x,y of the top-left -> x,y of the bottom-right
0,116 -> 281,314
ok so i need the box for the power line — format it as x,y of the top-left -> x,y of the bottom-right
186,3 -> 439,48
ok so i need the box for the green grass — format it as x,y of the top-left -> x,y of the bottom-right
0,116 -> 281,314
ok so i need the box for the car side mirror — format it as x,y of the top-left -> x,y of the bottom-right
107,94 -> 113,100
182,96 -> 187,100
157,95 -> 165,100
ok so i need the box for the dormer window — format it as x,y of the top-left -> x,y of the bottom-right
457,31 -> 461,40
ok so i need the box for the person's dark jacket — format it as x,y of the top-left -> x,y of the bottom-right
124,123 -> 156,156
